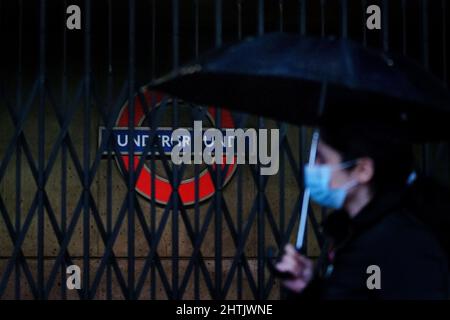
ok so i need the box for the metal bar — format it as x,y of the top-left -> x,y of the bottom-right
278,123 -> 286,299
221,196 -> 261,292
299,0 -> 306,35
221,196 -> 259,298
283,139 -> 302,188
320,0 -> 326,37
106,142 -> 112,300
149,96 -> 157,300
15,0 -> 23,300
422,0 -> 430,69
61,0 -> 68,300
263,199 -> 298,296
42,86 -> 90,300
0,97 -> 44,300
37,86 -> 84,187
42,193 -> 85,299
362,0 -> 367,47
246,167 -> 282,243
133,196 -> 173,298
15,123 -> 21,300
85,191 -> 130,297
237,0 -> 242,40
219,111 -> 271,297
128,0 -> 136,300
136,93 -> 161,299
82,0 -> 91,300
48,102 -> 138,291
177,197 -> 216,297
87,194 -> 130,298
166,179 -> 216,297
181,117 -> 251,296
33,34 -> 96,304
0,86 -> 39,298
125,97 -> 176,185
37,0 -> 46,300
257,118 -> 265,299
151,0 -> 156,79
237,113 -> 248,300
0,192 -> 40,297
77,87 -> 167,296
194,143 -> 200,300
98,93 -> 172,206
87,86 -> 163,299
258,0 -> 264,36
402,0 -> 407,55
149,3 -> 158,296
0,196 -> 39,299
190,113 -> 202,297
214,110 -> 222,299
214,0 -> 222,299
175,202 -> 220,296
215,0 -> 222,47
106,0 -> 113,301
194,0 -> 199,58
46,81 -> 125,207
279,0 -> 283,32
0,0 -> 2,77
2,87 -> 82,300
65,85 -> 165,296
422,0 -> 430,176
172,112 -> 179,300
341,0 -> 348,38
127,144 -> 186,298
88,159 -> 154,297
237,131 -> 243,299
172,0 -> 180,300
91,90 -> 156,192
41,83 -> 125,294
443,0 -> 447,85
193,1 -> 200,300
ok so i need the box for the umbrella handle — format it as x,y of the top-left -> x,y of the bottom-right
295,129 -> 320,251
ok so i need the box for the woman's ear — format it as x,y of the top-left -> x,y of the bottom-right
353,157 -> 375,184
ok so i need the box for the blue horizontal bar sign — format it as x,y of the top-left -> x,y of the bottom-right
98,127 -> 243,155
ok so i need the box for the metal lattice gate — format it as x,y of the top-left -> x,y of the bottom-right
0,0 -> 449,300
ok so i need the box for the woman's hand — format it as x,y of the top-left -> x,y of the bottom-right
275,244 -> 314,293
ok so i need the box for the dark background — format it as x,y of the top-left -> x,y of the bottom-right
0,0 -> 448,88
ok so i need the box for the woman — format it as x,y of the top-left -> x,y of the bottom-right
276,122 -> 450,299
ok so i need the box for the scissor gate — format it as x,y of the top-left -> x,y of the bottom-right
0,0 -> 449,300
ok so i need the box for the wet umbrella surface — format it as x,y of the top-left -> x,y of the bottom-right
152,33 -> 450,142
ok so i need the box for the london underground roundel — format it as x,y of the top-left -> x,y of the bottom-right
115,87 -> 237,205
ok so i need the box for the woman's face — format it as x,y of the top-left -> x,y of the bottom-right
314,139 -> 375,214
316,139 -> 358,189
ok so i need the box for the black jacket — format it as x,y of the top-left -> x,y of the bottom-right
295,178 -> 450,300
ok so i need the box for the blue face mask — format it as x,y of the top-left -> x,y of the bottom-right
304,161 -> 358,209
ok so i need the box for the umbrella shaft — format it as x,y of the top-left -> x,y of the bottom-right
296,129 -> 320,251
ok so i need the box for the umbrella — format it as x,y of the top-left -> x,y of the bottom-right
150,32 -> 450,257
151,32 -> 450,142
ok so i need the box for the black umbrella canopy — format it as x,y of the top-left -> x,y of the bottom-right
151,33 -> 450,142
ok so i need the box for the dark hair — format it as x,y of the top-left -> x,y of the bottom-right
320,122 -> 415,194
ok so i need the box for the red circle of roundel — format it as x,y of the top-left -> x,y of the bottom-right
116,87 -> 237,205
